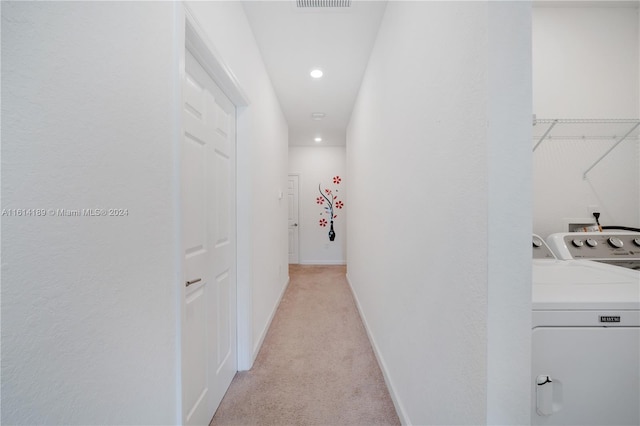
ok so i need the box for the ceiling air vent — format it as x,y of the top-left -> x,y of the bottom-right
296,0 -> 352,7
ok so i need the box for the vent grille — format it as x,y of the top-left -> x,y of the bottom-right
297,0 -> 352,7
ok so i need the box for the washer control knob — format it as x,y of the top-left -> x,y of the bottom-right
633,238 -> 640,247
585,239 -> 598,248
607,237 -> 624,249
533,238 -> 543,248
571,239 -> 584,248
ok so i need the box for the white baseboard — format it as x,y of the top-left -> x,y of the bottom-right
298,260 -> 346,265
252,275 -> 290,362
345,272 -> 410,426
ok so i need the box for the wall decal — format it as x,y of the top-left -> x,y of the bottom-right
317,176 -> 343,241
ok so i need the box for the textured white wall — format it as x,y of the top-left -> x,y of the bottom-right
532,5 -> 640,237
346,2 -> 531,425
2,2 -> 290,424
186,2 -> 289,364
2,2 -> 180,424
288,147 -> 346,264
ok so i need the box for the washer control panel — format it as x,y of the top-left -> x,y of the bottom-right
547,232 -> 640,270
533,235 -> 556,259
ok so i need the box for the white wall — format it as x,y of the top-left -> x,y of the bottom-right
532,4 -> 640,237
288,147 -> 346,264
346,2 -> 532,425
1,1 -> 289,424
2,2 -> 179,424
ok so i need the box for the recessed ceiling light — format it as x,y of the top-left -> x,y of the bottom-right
310,69 -> 323,79
314,137 -> 322,143
311,112 -> 326,120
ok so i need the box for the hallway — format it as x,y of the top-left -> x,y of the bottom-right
210,265 -> 399,425
3,2 -> 538,424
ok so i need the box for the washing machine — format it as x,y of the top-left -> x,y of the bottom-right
531,235 -> 640,425
546,231 -> 640,274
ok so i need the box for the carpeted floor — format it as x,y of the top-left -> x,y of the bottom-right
210,265 -> 400,426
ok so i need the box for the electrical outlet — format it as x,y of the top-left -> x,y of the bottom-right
588,205 -> 600,217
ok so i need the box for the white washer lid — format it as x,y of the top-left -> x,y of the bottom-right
533,259 -> 640,310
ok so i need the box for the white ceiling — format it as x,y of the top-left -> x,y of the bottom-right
242,1 -> 388,147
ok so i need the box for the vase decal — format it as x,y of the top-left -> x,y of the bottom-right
317,176 -> 343,241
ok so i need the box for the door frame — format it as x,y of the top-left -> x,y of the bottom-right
177,5 -> 252,421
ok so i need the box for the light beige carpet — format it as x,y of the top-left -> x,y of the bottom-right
210,265 -> 400,426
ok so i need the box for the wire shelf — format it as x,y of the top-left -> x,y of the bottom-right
531,117 -> 640,179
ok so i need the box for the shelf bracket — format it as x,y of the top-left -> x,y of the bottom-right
533,119 -> 558,152
583,122 -> 640,179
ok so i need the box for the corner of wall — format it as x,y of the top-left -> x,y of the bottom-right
252,275 -> 290,362
345,273 -> 411,426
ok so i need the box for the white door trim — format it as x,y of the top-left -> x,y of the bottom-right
183,9 -> 249,108
177,6 -> 254,423
288,174 -> 300,264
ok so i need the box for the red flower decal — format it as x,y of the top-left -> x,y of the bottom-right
319,218 -> 327,227
333,176 -> 341,184
325,189 -> 331,194
316,197 -> 324,205
335,200 -> 344,209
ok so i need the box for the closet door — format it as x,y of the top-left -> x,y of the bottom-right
182,49 -> 237,426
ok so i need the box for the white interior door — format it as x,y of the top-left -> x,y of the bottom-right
182,49 -> 237,426
288,175 -> 299,264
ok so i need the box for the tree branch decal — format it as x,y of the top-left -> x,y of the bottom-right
317,176 -> 343,241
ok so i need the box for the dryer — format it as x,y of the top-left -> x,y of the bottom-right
531,235 -> 640,425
